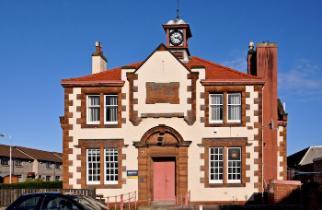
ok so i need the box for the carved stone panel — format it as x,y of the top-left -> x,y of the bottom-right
146,82 -> 179,104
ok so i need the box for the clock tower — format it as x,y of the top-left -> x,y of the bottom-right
163,16 -> 192,63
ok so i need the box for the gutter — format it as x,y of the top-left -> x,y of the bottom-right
200,79 -> 265,86
61,80 -> 125,87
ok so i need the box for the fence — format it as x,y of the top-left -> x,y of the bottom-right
0,188 -> 96,207
176,191 -> 191,207
105,191 -> 137,210
103,190 -> 190,209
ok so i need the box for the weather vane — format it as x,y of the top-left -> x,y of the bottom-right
176,0 -> 180,19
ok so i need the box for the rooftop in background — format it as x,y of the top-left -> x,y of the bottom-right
288,146 -> 322,167
0,144 -> 62,163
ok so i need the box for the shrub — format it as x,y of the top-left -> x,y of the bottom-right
0,180 -> 62,189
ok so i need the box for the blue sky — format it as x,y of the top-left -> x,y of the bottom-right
0,0 -> 321,154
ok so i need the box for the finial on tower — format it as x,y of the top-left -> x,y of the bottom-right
176,0 -> 180,19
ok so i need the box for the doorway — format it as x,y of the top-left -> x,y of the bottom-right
152,157 -> 176,201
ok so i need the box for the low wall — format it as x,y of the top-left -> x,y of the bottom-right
268,180 -> 301,204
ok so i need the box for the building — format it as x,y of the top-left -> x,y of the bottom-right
60,16 -> 288,204
0,144 -> 62,183
288,146 -> 322,184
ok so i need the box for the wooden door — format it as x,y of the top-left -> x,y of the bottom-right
153,159 -> 175,201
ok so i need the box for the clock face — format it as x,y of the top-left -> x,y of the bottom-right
169,31 -> 183,46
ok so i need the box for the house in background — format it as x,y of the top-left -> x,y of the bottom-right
61,15 -> 288,204
0,144 -> 62,183
288,146 -> 322,184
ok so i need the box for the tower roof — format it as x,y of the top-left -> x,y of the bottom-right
165,18 -> 187,25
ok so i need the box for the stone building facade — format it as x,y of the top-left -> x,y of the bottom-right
60,17 -> 287,204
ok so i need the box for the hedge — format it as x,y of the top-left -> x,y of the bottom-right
0,180 -> 62,189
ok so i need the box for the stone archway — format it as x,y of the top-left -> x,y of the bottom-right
134,124 -> 191,205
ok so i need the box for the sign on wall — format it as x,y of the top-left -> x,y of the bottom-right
127,170 -> 138,179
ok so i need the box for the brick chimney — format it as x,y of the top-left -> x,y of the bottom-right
92,41 -> 107,74
256,42 -> 279,183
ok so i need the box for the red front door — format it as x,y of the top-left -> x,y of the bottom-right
153,158 -> 175,201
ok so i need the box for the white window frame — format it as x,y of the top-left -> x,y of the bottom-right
227,147 -> 242,183
104,148 -> 119,185
209,94 -> 224,124
15,159 -> 22,167
104,95 -> 118,125
86,95 -> 100,124
227,93 -> 241,123
86,148 -> 101,185
46,162 -> 51,169
209,147 -> 224,184
0,158 -> 9,166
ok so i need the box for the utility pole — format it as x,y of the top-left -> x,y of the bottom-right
0,133 -> 13,184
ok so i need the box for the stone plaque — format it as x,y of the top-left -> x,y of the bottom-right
146,82 -> 179,104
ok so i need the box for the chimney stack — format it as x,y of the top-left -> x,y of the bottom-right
247,41 -> 256,75
92,41 -> 107,74
256,42 -> 279,183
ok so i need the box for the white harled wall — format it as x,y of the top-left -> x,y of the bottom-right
65,50 -> 261,201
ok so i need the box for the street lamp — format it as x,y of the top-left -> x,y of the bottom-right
0,133 -> 12,184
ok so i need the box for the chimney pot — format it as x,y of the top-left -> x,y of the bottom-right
92,41 -> 107,74
249,41 -> 255,51
247,41 -> 256,75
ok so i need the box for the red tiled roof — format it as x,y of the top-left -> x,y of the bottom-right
0,144 -> 62,163
0,144 -> 32,160
61,56 -> 262,85
61,62 -> 142,84
16,146 -> 62,163
187,56 -> 260,81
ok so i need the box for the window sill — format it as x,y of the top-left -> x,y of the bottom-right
82,123 -> 121,128
86,122 -> 100,125
104,122 -> 118,125
86,183 -> 122,189
206,183 -> 245,188
207,122 -> 242,127
86,182 -> 101,185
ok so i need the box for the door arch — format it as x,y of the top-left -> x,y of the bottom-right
134,124 -> 191,204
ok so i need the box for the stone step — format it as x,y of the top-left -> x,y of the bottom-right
138,207 -> 193,210
138,205 -> 193,210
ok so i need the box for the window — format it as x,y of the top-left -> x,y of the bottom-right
209,147 -> 223,183
42,196 -> 80,210
209,94 -> 223,123
104,95 -> 118,124
15,159 -> 22,167
104,148 -> 118,184
14,195 -> 41,210
1,158 -> 9,165
55,163 -> 60,169
55,176 -> 60,181
203,138 -> 246,187
87,95 -> 100,124
207,90 -> 244,126
46,176 -> 51,181
80,139 -> 123,188
85,94 -> 119,126
227,93 -> 241,122
208,146 -> 242,184
87,149 -> 100,184
46,162 -> 51,169
227,147 -> 241,183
